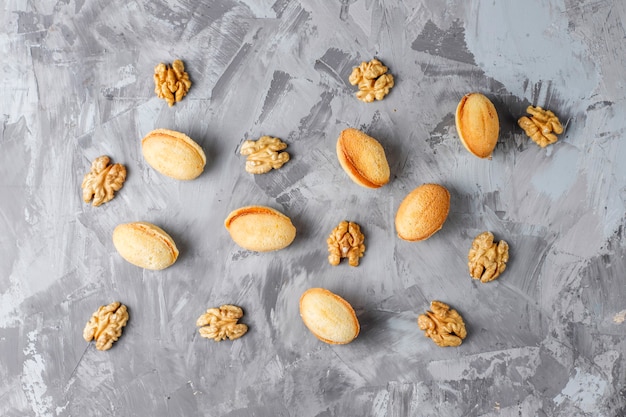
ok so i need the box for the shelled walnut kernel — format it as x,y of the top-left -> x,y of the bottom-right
81,156 -> 126,207
468,231 -> 509,283
240,136 -> 290,174
196,305 -> 248,342
349,58 -> 394,102
154,59 -> 192,106
417,301 -> 467,347
518,105 -> 563,147
327,221 -> 365,267
83,301 -> 129,351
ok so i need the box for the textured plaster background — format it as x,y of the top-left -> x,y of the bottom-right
1,0 -> 626,416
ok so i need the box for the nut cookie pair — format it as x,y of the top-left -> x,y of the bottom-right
456,92 -> 564,158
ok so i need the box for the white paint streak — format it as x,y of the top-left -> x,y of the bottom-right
553,367 -> 608,413
372,388 -> 389,417
0,274 -> 27,327
21,329 -> 54,417
427,347 -> 540,381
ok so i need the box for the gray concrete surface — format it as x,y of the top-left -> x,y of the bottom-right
2,0 -> 626,416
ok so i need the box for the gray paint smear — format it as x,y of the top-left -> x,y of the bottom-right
2,0 -> 626,416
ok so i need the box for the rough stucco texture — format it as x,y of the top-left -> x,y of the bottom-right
1,0 -> 625,416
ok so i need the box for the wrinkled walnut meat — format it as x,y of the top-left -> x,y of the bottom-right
468,231 -> 509,283
349,58 -> 394,103
196,305 -> 248,342
154,59 -> 192,106
240,136 -> 290,174
81,156 -> 126,207
417,301 -> 467,347
83,301 -> 129,351
327,221 -> 365,267
518,106 -> 563,148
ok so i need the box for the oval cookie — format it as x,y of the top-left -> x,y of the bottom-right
336,128 -> 390,188
455,93 -> 500,159
224,206 -> 296,252
113,222 -> 179,270
299,288 -> 360,345
142,128 -> 206,180
395,183 -> 450,241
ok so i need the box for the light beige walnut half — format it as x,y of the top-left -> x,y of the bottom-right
518,105 -> 563,147
349,58 -> 394,102
196,305 -> 248,342
81,156 -> 126,207
154,59 -> 192,106
327,221 -> 365,267
240,136 -> 290,174
83,301 -> 129,351
417,301 -> 467,347
468,231 -> 509,283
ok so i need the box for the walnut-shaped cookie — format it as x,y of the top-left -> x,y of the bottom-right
417,301 -> 466,347
83,301 -> 129,351
196,305 -> 248,342
81,156 -> 126,206
327,221 -> 365,267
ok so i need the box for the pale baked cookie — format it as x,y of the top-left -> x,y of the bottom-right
336,128 -> 390,188
224,206 -> 296,252
113,222 -> 179,270
299,288 -> 359,345
142,129 -> 206,180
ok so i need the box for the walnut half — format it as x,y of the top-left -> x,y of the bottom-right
417,301 -> 467,347
327,221 -> 365,267
240,136 -> 290,174
154,59 -> 192,106
468,231 -> 509,283
81,156 -> 126,207
83,301 -> 129,351
196,305 -> 248,342
518,105 -> 563,147
349,58 -> 394,103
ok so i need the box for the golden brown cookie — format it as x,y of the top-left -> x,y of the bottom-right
395,184 -> 450,241
455,93 -> 500,159
336,128 -> 390,188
